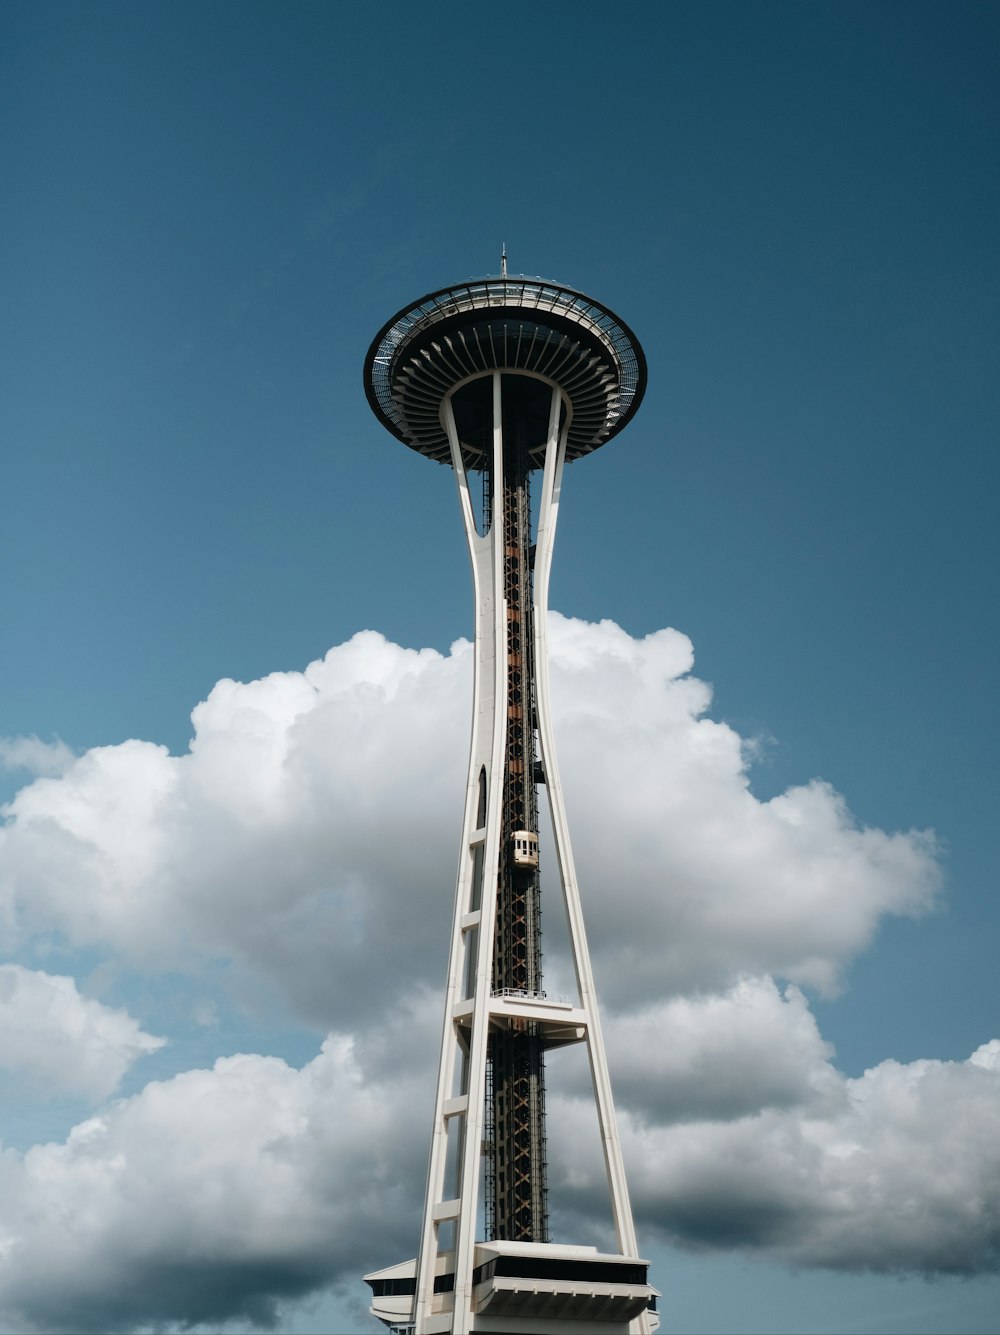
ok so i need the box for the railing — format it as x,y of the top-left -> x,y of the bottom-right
493,987 -> 576,1006
366,276 -> 646,451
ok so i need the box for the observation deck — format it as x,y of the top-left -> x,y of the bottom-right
366,1241 -> 659,1332
364,276 -> 647,466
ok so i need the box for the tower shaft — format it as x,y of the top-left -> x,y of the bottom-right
487,396 -> 547,1243
362,276 -> 656,1334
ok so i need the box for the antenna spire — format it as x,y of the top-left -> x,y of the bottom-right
501,243 -> 508,278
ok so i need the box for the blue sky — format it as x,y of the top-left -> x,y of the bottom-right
1,2 -> 998,1332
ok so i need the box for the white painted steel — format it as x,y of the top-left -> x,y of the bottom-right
401,369 -> 652,1335
533,403 -> 652,1335
412,374 -> 508,1334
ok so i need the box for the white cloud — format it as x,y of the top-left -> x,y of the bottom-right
0,616 -> 977,1332
618,1039 -> 1000,1274
598,976 -> 842,1124
0,736 -> 75,778
0,965 -> 164,1101
0,1035 -> 428,1333
0,633 -> 468,1024
547,983 -> 1000,1275
546,619 -> 940,1002
552,974 -> 1000,1277
0,1004 -> 996,1335
0,618 -> 941,1026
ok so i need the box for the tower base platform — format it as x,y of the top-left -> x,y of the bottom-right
365,1241 -> 660,1333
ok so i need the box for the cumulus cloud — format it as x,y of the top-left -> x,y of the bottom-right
0,736 -> 75,778
0,996 -> 996,1335
624,1039 -> 1000,1275
0,615 -> 981,1333
0,965 -> 164,1101
0,634 -> 469,1026
0,1036 -> 429,1333
598,976 -> 842,1124
0,617 -> 941,1028
547,619 -> 940,1002
548,987 -> 1000,1275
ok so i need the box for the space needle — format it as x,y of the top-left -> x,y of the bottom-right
362,258 -> 658,1334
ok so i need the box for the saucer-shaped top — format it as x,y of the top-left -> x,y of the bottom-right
364,276 -> 646,465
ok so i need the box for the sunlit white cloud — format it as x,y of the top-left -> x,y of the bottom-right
548,619 -> 940,1002
598,976 -> 842,1124
0,965 -> 164,1101
0,617 -> 940,1022
0,616 -> 985,1334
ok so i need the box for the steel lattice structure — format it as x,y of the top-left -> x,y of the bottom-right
363,271 -> 658,1334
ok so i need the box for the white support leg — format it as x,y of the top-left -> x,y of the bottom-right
534,393 -> 651,1335
413,374 -> 509,1335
